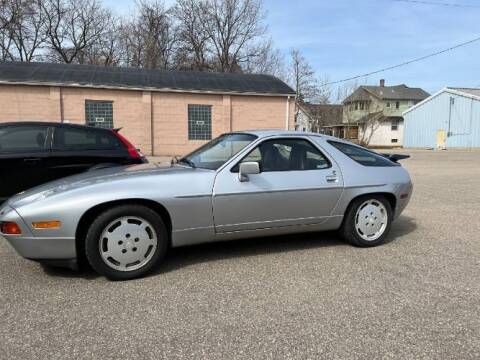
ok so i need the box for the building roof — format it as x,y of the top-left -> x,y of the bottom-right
344,84 -> 430,103
403,87 -> 480,115
0,62 -> 295,96
448,87 -> 480,98
300,103 -> 343,126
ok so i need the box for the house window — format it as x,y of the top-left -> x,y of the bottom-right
391,139 -> 398,143
354,102 -> 358,110
395,101 -> 400,109
360,102 -> 365,110
188,104 -> 212,140
85,100 -> 113,129
391,119 -> 399,131
386,102 -> 391,108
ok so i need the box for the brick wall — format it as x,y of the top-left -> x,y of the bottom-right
0,84 -> 294,156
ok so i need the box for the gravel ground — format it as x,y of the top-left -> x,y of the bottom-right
1,149 -> 479,359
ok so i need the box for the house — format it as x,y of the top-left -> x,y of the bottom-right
403,87 -> 480,149
342,79 -> 429,147
295,103 -> 343,133
0,62 -> 295,156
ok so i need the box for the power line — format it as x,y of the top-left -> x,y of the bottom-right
392,0 -> 480,8
324,35 -> 480,86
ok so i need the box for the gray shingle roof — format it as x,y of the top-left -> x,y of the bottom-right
344,84 -> 429,103
0,62 -> 295,96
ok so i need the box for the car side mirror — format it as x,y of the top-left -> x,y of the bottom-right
238,162 -> 260,182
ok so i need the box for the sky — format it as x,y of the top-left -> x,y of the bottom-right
103,0 -> 480,96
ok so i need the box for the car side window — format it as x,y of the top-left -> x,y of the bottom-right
53,127 -> 121,150
234,138 -> 331,172
328,141 -> 396,167
0,126 -> 48,153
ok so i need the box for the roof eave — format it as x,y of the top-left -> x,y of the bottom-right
0,80 -> 296,97
403,87 -> 480,116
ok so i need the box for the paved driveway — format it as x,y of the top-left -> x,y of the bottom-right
1,150 -> 479,359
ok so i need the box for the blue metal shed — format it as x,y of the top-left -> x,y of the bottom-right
403,88 -> 480,148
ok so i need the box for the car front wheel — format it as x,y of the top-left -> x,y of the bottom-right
340,195 -> 393,247
85,205 -> 168,280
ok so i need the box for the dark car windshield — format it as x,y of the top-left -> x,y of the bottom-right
181,133 -> 257,170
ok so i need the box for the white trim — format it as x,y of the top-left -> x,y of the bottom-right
0,80 -> 295,98
285,96 -> 290,130
403,87 -> 480,115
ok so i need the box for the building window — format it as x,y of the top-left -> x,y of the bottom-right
188,104 -> 212,140
395,101 -> 400,109
391,119 -> 399,131
391,139 -> 398,143
360,102 -> 365,110
354,102 -> 358,110
386,102 -> 391,108
85,100 -> 113,129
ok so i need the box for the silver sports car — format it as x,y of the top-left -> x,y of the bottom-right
0,130 -> 412,280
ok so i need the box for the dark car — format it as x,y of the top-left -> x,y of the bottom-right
0,122 -> 147,203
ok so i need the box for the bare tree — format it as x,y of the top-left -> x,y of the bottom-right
288,48 -> 320,125
172,0 -> 210,71
198,0 -> 267,73
41,0 -> 110,64
77,16 -> 122,66
242,39 -> 285,77
0,0 -> 46,61
317,74 -> 333,104
121,0 -> 178,70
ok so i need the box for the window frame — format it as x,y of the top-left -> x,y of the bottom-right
0,124 -> 51,154
391,119 -> 399,131
230,136 -> 332,173
386,102 -> 391,108
395,101 -> 400,109
188,104 -> 212,141
85,100 -> 114,129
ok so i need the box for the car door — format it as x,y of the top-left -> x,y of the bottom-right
0,124 -> 50,202
212,137 -> 344,233
48,125 -> 126,180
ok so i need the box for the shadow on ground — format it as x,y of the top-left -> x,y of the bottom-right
42,215 -> 417,280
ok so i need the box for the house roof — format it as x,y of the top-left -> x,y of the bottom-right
0,62 -> 295,96
403,87 -> 480,115
344,84 -> 430,103
448,87 -> 480,98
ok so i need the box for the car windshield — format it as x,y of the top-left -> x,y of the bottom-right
180,133 -> 257,170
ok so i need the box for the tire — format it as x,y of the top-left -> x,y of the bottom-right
340,195 -> 393,247
85,205 -> 168,280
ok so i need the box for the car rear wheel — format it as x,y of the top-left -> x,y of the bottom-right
340,195 -> 392,247
85,205 -> 168,280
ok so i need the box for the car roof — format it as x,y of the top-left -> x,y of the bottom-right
0,121 -> 110,131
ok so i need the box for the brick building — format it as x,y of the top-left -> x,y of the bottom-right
0,62 -> 295,156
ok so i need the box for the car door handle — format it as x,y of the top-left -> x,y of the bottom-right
326,173 -> 338,182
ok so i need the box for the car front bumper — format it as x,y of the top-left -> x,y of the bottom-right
0,205 -> 76,261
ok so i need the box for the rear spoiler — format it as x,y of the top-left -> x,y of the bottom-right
380,153 -> 410,163
113,127 -> 123,132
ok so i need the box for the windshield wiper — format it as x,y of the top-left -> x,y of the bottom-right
177,157 -> 196,168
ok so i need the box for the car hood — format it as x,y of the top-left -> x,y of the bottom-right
8,163 -> 201,208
